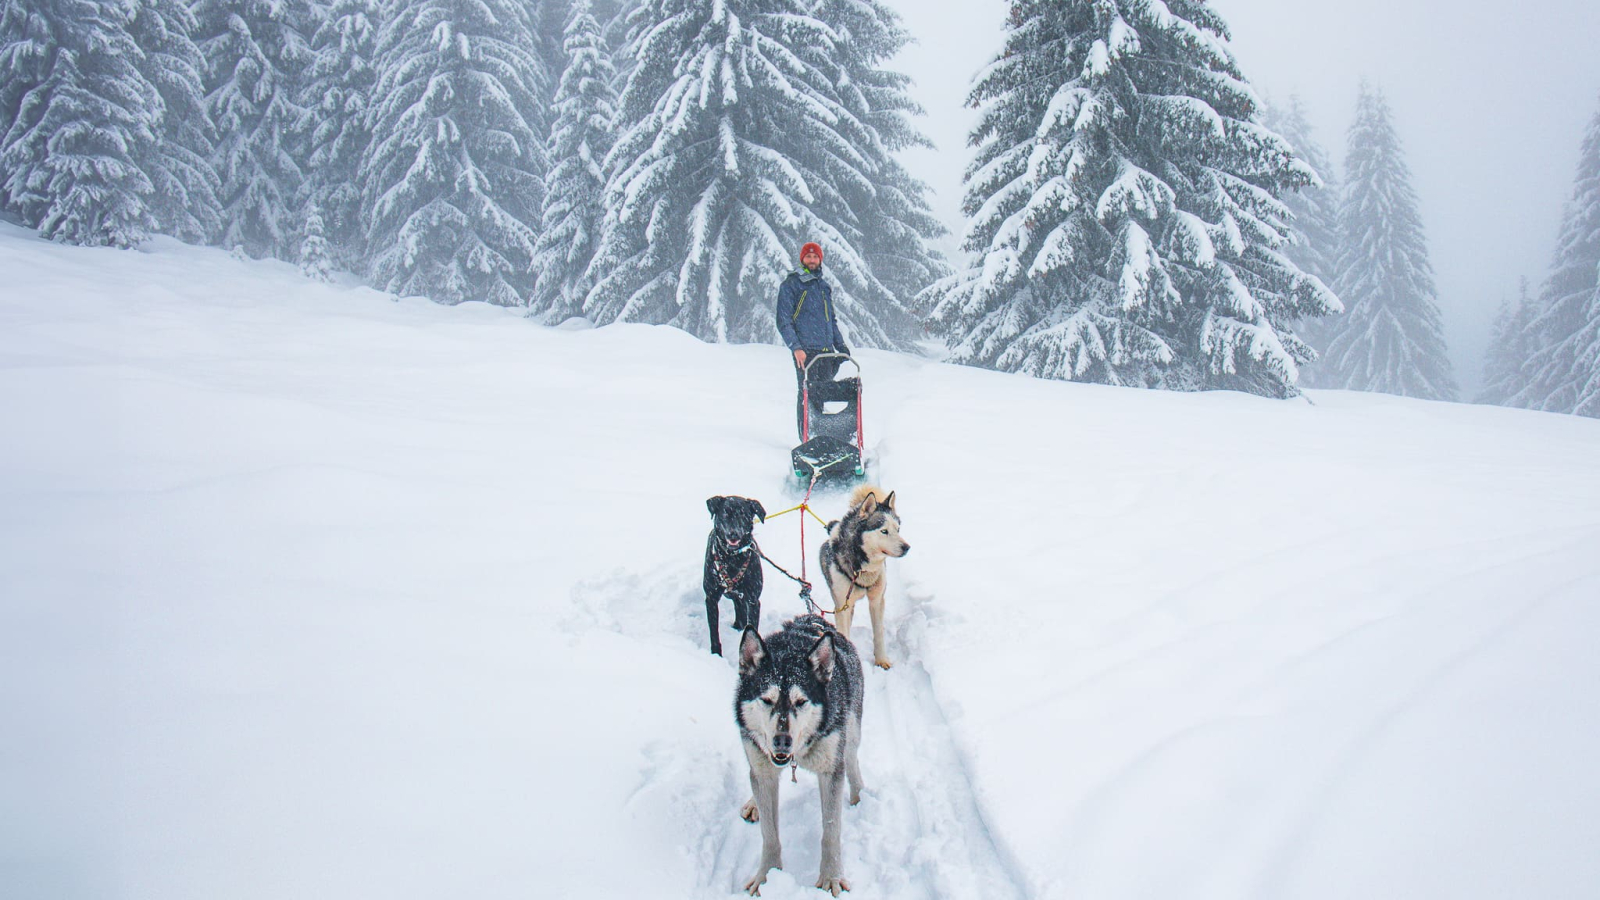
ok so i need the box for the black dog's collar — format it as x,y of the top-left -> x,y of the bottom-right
713,537 -> 759,591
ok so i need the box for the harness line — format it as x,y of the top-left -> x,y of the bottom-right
756,467 -> 834,618
832,578 -> 869,618
765,500 -> 830,527
756,463 -> 872,622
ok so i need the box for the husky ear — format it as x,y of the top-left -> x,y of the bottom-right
707,496 -> 726,518
748,499 -> 767,523
859,493 -> 878,516
809,633 -> 836,683
739,628 -> 766,675
882,491 -> 895,511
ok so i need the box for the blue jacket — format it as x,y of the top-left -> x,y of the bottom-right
776,268 -> 847,352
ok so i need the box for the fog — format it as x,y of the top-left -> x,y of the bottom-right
881,0 -> 1600,397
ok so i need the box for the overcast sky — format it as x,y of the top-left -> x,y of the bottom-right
880,0 -> 1600,395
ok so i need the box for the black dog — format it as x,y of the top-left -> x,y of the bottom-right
704,495 -> 766,655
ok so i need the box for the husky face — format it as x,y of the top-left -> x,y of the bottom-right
857,491 -> 909,561
736,628 -> 836,767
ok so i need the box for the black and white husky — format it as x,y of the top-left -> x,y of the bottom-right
818,486 -> 910,670
735,616 -> 864,897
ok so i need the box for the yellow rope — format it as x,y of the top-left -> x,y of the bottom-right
766,502 -> 829,526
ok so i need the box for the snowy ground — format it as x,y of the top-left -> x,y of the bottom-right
3,224 -> 1599,899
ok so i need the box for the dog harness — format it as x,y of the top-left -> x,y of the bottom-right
713,540 -> 756,593
833,569 -> 877,617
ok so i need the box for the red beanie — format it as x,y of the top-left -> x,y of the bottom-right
800,242 -> 824,261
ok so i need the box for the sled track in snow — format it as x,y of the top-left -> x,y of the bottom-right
695,583 -> 1030,899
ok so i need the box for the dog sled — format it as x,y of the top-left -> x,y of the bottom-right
791,351 -> 866,485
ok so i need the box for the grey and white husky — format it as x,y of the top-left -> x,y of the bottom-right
818,486 -> 910,670
735,615 -> 864,897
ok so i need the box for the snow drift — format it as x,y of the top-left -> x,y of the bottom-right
3,225 -> 1598,899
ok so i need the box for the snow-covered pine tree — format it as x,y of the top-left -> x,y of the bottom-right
527,0 -> 569,82
1503,102 -> 1600,416
1,2 -> 42,221
584,0 -> 926,347
528,0 -> 617,322
1,2 -> 50,175
193,0 -> 314,258
812,0 -> 948,336
1319,84 -> 1456,400
921,0 -> 1336,396
298,0 -> 381,268
598,0 -> 641,75
299,203 -> 332,281
1477,277 -> 1536,405
127,0 -> 223,243
1262,94 -> 1341,380
0,0 -> 161,247
1261,95 -> 1339,288
361,0 -> 549,306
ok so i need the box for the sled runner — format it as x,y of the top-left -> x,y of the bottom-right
792,352 -> 865,484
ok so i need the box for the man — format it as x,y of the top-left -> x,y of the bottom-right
776,241 -> 849,440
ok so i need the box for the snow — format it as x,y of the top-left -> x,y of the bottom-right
3,226 -> 1600,899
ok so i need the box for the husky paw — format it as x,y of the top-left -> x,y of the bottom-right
874,657 -> 892,670
740,798 -> 759,822
743,867 -> 773,895
816,874 -> 851,896
849,787 -> 861,806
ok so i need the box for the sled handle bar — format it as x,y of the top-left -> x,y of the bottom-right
801,351 -> 860,377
